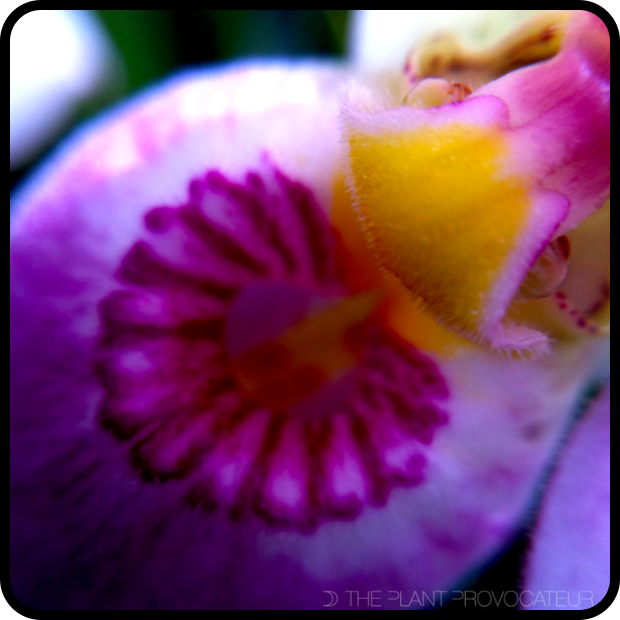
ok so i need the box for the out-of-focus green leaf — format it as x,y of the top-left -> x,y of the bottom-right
97,10 -> 178,92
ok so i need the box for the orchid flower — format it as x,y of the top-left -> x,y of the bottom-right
10,10 -> 609,611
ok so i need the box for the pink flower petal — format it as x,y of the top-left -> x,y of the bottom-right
342,10 -> 609,353
11,62 -> 609,609
478,10 -> 610,234
522,385 -> 610,610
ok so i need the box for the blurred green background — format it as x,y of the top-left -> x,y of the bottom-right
98,10 -> 349,93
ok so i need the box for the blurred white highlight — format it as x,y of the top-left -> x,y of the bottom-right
347,10 -> 542,72
10,9 -> 118,169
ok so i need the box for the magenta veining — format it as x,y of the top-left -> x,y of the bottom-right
95,164 -> 449,531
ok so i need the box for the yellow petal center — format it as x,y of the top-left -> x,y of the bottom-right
347,121 -> 530,335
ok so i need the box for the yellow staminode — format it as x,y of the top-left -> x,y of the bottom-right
347,121 -> 530,337
331,175 -> 467,354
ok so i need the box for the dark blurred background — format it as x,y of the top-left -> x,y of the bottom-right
98,10 -> 349,91
9,9 -> 529,609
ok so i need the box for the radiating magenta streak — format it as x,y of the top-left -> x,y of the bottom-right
95,165 -> 449,530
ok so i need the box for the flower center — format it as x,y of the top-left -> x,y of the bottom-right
227,283 -> 380,412
95,164 -> 449,530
